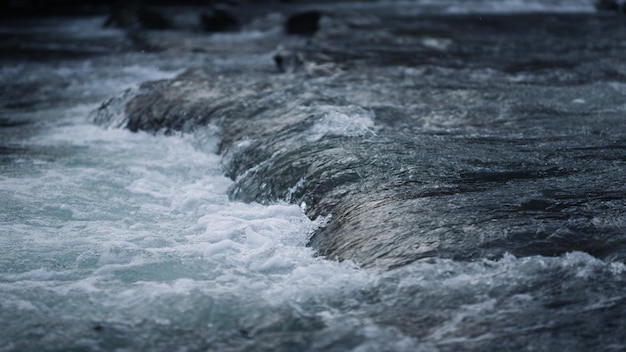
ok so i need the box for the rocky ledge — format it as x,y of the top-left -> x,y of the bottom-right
94,6 -> 626,269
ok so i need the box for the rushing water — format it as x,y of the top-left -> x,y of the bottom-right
2,1 -> 626,351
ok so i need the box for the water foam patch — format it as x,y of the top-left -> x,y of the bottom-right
307,105 -> 376,142
0,108 -> 378,350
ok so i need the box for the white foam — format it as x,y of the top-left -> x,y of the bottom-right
0,109 -> 376,340
307,105 -> 377,142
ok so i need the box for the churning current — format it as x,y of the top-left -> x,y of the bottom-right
1,1 -> 626,351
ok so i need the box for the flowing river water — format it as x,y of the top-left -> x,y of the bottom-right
1,1 -> 626,351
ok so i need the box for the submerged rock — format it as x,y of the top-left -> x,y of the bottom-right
595,0 -> 621,11
99,75 -> 626,269
136,7 -> 174,30
103,2 -> 139,29
273,49 -> 305,73
200,7 -> 240,32
285,11 -> 322,35
104,5 -> 181,30
104,3 -> 238,32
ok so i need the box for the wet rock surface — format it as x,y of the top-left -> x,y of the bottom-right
94,7 -> 626,269
285,10 -> 322,35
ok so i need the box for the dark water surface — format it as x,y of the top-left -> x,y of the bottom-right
2,1 -> 626,351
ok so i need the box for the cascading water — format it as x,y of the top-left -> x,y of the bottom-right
2,1 -> 626,351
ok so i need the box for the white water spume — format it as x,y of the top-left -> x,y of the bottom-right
0,103 -> 391,350
307,105 -> 377,142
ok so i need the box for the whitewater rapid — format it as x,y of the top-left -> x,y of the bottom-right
2,61 -> 624,352
2,3 -> 626,351
1,109 -> 623,351
0,108 -> 364,350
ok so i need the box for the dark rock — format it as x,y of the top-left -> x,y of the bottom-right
104,1 -> 182,30
595,0 -> 621,11
273,49 -> 304,73
136,7 -> 173,30
285,11 -> 322,35
273,48 -> 339,75
95,13 -> 626,270
104,5 -> 175,31
103,1 -> 140,29
200,8 -> 240,32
